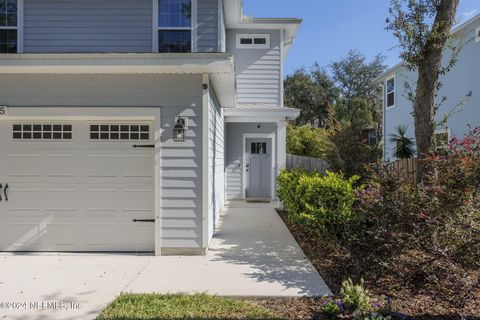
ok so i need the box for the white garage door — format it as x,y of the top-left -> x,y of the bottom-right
0,118 -> 156,252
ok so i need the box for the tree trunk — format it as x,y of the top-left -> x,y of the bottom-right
413,0 -> 459,182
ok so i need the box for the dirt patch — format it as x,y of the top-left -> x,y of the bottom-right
275,209 -> 480,320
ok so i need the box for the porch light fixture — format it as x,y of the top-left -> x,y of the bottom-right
173,118 -> 187,142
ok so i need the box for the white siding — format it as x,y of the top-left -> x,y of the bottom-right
207,91 -> 224,241
23,0 -> 153,53
227,29 -> 282,105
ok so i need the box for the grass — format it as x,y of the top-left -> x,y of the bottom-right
97,293 -> 284,320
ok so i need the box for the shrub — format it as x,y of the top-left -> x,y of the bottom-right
321,301 -> 343,319
287,125 -> 329,158
350,127 -> 480,305
341,278 -> 371,315
277,169 -> 360,239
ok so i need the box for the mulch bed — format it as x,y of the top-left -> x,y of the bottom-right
269,209 -> 480,320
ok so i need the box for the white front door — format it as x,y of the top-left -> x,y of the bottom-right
0,116 -> 156,252
245,138 -> 271,199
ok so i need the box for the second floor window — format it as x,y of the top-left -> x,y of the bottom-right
0,0 -> 17,53
158,0 -> 192,53
386,76 -> 395,109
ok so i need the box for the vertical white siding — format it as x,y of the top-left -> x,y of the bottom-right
207,91 -> 225,241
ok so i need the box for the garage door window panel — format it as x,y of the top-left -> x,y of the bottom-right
90,124 -> 151,141
12,123 -> 73,141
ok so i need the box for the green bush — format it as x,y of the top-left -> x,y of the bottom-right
277,169 -> 359,238
340,278 -> 371,314
287,125 -> 329,158
321,301 -> 342,319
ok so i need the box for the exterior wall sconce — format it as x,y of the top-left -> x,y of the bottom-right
173,118 -> 187,142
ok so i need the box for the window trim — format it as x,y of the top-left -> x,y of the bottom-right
236,33 -> 271,49
385,75 -> 396,110
0,0 -> 23,53
153,0 -> 197,53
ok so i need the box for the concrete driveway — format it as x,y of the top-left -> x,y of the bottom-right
0,205 -> 330,320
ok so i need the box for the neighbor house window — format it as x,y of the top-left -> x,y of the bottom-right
0,0 -> 18,53
158,0 -> 192,53
236,34 -> 270,49
386,76 -> 395,109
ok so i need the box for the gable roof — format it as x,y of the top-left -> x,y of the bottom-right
377,13 -> 480,81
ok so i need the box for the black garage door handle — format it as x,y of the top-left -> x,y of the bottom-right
4,184 -> 8,202
132,144 -> 155,149
132,219 -> 155,223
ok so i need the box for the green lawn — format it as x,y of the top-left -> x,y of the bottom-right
97,293 -> 284,320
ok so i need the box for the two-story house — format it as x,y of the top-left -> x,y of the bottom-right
0,0 -> 301,255
378,14 -> 480,161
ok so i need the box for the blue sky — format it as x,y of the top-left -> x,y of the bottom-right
244,0 -> 480,76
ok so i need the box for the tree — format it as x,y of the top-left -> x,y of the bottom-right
331,50 -> 387,138
387,0 -> 460,181
389,125 -> 416,159
286,125 -> 329,158
284,65 -> 338,127
327,98 -> 382,180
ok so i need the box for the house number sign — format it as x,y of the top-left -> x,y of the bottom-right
0,106 -> 7,116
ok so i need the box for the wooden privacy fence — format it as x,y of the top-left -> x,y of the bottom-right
286,153 -> 330,173
386,157 -> 418,183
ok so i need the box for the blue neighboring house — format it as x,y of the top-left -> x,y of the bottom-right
377,14 -> 480,161
0,0 -> 301,255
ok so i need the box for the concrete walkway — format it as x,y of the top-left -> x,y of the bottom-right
0,205 -> 330,320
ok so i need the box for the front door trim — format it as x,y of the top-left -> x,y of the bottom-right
242,133 -> 275,200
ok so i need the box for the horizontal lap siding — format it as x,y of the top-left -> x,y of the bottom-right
227,29 -> 282,105
197,0 -> 219,52
161,104 -> 204,249
207,91 -> 224,241
0,74 -> 201,107
23,0 -> 153,53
